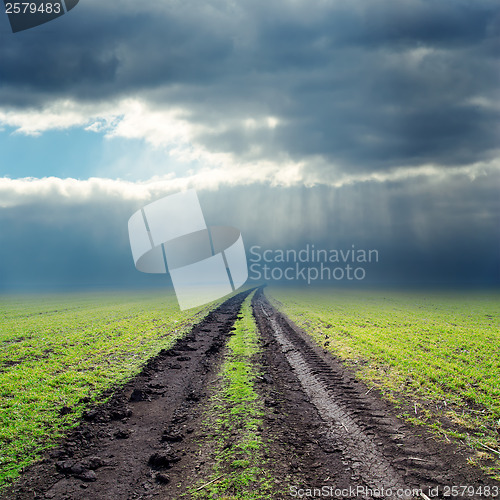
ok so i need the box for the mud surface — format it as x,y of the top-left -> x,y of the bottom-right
2,287 -> 498,500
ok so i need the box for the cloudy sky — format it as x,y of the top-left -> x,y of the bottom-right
0,0 -> 498,290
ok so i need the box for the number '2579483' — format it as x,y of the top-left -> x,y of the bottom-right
3,0 -> 79,33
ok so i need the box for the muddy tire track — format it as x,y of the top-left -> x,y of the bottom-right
252,288 -> 499,499
1,289 -> 253,500
258,304 -> 410,496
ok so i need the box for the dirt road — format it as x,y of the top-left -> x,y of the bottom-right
2,287 -> 498,499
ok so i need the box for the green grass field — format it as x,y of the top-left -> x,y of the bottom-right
0,291 -> 218,487
1,286 -> 499,489
268,287 -> 500,478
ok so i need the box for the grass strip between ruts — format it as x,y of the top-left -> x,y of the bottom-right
189,293 -> 274,500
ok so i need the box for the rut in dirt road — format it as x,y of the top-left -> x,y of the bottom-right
257,292 -> 412,499
252,288 -> 500,500
258,301 -> 410,497
1,289 -> 254,500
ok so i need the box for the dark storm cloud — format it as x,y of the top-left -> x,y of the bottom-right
1,0 -> 499,173
0,197 -> 170,290
0,171 -> 497,291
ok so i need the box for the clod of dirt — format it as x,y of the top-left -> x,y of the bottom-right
186,391 -> 200,401
148,383 -> 165,389
82,410 -> 97,421
55,460 -> 77,474
161,429 -> 183,443
177,345 -> 196,352
148,449 -> 180,468
129,389 -> 149,402
164,350 -> 181,357
76,470 -> 97,482
81,457 -> 107,470
176,356 -> 191,361
59,406 -> 73,416
109,408 -> 132,420
172,412 -> 188,424
114,429 -> 131,439
55,460 -> 97,482
155,473 -> 170,484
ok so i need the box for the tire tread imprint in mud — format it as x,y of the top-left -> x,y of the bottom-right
253,288 -> 500,500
